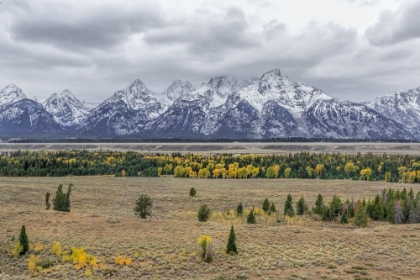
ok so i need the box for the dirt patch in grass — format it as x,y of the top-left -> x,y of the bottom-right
1,177 -> 420,279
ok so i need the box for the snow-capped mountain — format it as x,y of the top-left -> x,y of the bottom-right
0,84 -> 27,106
81,79 -> 162,135
1,70 -> 418,140
43,90 -> 95,127
366,87 -> 420,137
0,99 -> 62,135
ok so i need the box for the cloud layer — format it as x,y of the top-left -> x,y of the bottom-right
0,0 -> 419,103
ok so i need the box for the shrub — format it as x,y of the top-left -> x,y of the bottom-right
247,209 -> 256,224
53,184 -> 72,212
236,202 -> 243,216
313,194 -> 324,214
284,194 -> 295,217
45,192 -> 51,210
115,256 -> 132,266
198,204 -> 211,222
18,225 -> 29,256
134,194 -> 153,219
197,235 -> 213,262
52,242 -> 62,256
12,241 -> 23,257
226,225 -> 238,255
62,247 -> 97,270
262,198 -> 270,213
189,187 -> 197,197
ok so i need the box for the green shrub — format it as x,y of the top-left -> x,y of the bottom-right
226,225 -> 238,255
284,194 -> 295,217
189,187 -> 197,197
198,205 -> 211,222
247,209 -> 256,224
262,198 -> 270,213
134,194 -> 153,219
53,184 -> 72,212
236,202 -> 243,216
18,225 -> 29,256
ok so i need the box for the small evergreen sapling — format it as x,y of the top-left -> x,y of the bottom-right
354,202 -> 368,227
236,202 -> 243,216
284,194 -> 295,217
269,203 -> 276,215
18,225 -> 29,256
247,209 -> 256,224
53,184 -> 72,212
296,196 -> 308,215
226,225 -> 238,255
340,214 -> 348,224
262,198 -> 270,213
197,204 -> 211,222
313,193 -> 324,214
189,187 -> 197,197
134,194 -> 153,219
45,192 -> 51,210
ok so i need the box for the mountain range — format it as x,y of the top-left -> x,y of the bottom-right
0,69 -> 419,140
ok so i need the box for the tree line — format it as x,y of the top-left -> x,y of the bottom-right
2,150 -> 420,183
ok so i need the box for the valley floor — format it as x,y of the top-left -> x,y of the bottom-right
1,177 -> 420,279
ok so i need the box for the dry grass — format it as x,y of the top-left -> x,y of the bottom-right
1,176 -> 420,279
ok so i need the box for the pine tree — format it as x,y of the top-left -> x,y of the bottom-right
226,225 -> 238,255
236,202 -> 243,216
189,187 -> 197,197
296,196 -> 308,215
247,209 -> 256,224
134,194 -> 153,219
340,214 -> 348,224
18,225 -> 29,256
269,203 -> 276,215
262,198 -> 270,213
197,204 -> 211,222
53,184 -> 72,212
284,194 -> 294,217
313,194 -> 324,214
354,202 -> 368,227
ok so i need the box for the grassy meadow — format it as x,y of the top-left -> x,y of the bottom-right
1,176 -> 420,279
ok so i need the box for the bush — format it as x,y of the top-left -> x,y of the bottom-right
198,205 -> 211,222
340,213 -> 348,224
18,225 -> 29,256
262,198 -> 270,213
269,203 -> 277,215
354,203 -> 368,227
236,202 -> 243,216
134,194 -> 153,219
313,194 -> 324,215
45,192 -> 51,210
247,209 -> 256,224
226,225 -> 238,255
197,235 -> 213,262
189,187 -> 197,197
53,184 -> 72,212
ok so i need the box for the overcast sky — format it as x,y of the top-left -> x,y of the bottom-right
1,0 -> 419,103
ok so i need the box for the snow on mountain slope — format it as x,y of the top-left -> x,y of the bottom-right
180,75 -> 242,109
0,84 -> 27,106
0,99 -> 62,135
157,80 -> 194,112
43,90 -> 94,127
366,87 -> 420,129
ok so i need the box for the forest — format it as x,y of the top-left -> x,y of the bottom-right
2,150 -> 420,183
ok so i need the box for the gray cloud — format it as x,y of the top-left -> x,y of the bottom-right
366,0 -> 420,45
7,0 -> 164,51
0,0 -> 419,104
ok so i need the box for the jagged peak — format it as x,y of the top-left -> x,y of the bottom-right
1,83 -> 25,94
261,69 -> 282,80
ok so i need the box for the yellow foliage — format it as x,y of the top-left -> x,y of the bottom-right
115,256 -> 132,266
197,235 -> 212,247
12,241 -> 23,257
28,254 -> 42,273
85,268 -> 92,277
62,247 -> 96,270
52,242 -> 62,256
34,242 -> 44,253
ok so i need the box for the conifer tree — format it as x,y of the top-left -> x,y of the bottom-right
284,194 -> 294,217
354,202 -> 368,227
296,196 -> 308,215
262,198 -> 270,213
269,203 -> 276,215
18,225 -> 29,256
247,209 -> 256,224
197,204 -> 211,222
226,225 -> 238,255
53,184 -> 72,212
313,194 -> 324,214
340,214 -> 348,224
236,202 -> 243,216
